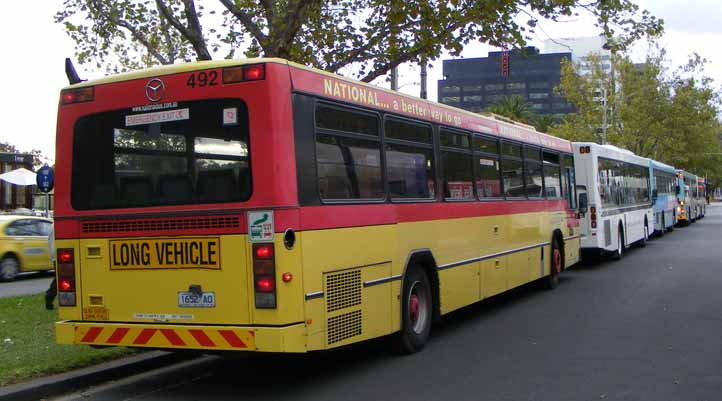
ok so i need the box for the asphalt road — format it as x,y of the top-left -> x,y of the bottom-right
55,205 -> 722,401
0,271 -> 53,298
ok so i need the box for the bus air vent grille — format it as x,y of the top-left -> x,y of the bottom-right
82,216 -> 240,233
327,310 -> 362,345
325,270 -> 361,313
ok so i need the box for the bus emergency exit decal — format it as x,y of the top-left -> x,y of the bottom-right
109,237 -> 221,270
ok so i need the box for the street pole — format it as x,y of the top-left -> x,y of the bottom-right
420,55 -> 427,99
601,87 -> 608,144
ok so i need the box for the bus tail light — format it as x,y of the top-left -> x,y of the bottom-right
590,206 -> 597,229
60,87 -> 94,105
57,248 -> 77,306
252,243 -> 276,308
223,64 -> 266,84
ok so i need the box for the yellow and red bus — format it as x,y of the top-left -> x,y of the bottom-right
54,59 -> 580,354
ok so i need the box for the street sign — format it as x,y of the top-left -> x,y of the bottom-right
36,165 -> 54,193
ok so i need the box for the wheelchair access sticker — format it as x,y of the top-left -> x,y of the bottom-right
248,211 -> 274,242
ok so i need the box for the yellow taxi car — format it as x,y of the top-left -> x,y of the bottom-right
0,215 -> 53,281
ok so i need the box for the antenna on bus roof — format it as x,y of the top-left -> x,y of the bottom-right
65,58 -> 84,85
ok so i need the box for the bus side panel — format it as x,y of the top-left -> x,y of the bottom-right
299,216 -> 396,351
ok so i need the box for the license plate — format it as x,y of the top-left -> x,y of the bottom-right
178,291 -> 216,308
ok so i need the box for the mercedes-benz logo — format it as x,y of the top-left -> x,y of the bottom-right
145,78 -> 165,102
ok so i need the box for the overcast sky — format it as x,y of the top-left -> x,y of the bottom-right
1,0 -> 721,165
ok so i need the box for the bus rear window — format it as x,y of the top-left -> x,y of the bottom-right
71,99 -> 251,210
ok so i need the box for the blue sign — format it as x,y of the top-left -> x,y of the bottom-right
36,165 -> 54,193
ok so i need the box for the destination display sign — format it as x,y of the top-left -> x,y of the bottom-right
109,237 -> 221,270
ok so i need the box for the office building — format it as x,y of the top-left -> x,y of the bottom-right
438,46 -> 574,117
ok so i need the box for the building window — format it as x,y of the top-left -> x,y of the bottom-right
462,85 -> 483,92
529,92 -> 549,99
463,95 -> 482,102
441,86 -> 460,94
484,83 -> 504,91
529,82 -> 550,89
441,96 -> 460,103
486,94 -> 505,103
506,82 -> 526,90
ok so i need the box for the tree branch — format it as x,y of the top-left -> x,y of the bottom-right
156,0 -> 211,60
218,0 -> 269,49
117,20 -> 171,65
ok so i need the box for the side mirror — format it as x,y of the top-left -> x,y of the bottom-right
675,185 -> 681,195
578,193 -> 588,213
652,189 -> 658,200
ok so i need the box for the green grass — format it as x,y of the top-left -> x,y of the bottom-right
0,294 -> 135,387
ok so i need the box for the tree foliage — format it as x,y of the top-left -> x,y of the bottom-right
56,0 -> 662,82
552,47 -> 722,185
484,95 -> 562,133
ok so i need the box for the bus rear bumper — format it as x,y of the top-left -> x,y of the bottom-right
55,320 -> 307,353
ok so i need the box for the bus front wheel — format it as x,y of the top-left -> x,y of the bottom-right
394,265 -> 432,354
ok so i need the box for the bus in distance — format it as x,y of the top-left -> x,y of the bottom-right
573,143 -> 653,259
54,58 -> 581,354
649,159 -> 677,235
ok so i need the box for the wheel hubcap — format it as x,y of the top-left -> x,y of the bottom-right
410,294 -> 419,323
408,281 -> 428,335
553,249 -> 562,274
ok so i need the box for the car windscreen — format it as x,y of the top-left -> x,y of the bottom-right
71,99 -> 251,210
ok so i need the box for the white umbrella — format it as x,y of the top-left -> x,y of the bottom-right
0,168 -> 37,186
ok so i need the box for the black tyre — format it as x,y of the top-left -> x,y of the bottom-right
0,256 -> 20,281
394,265 -> 433,354
612,227 -> 624,261
545,238 -> 562,290
639,223 -> 648,247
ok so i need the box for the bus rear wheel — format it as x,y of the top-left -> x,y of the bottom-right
394,265 -> 432,354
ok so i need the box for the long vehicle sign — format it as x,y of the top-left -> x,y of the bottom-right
109,237 -> 221,270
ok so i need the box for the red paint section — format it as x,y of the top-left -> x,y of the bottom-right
133,329 -> 157,345
218,330 -> 247,348
160,329 -> 186,346
300,200 -> 568,231
54,62 -> 299,231
300,204 -> 395,231
189,329 -> 216,347
106,328 -> 130,344
81,327 -> 103,343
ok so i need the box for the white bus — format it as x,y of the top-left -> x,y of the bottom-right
573,143 -> 653,259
